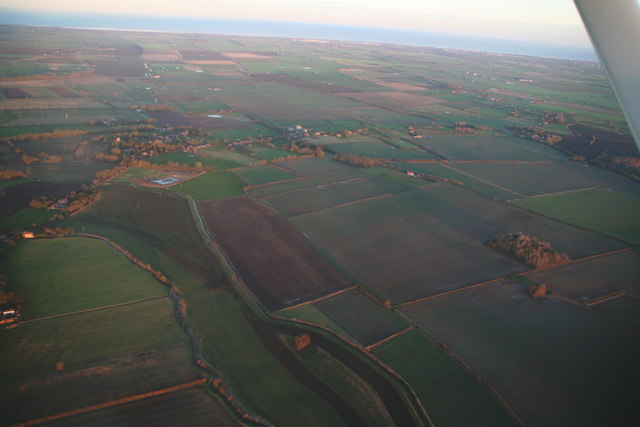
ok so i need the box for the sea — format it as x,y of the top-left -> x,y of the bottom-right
0,9 -> 598,62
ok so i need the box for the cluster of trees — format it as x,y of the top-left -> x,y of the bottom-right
592,155 -> 640,180
333,152 -> 383,167
94,162 -> 130,183
129,159 -> 213,172
487,232 -> 570,269
29,188 -> 99,215
453,121 -> 477,135
29,196 -> 53,209
60,190 -> 100,214
282,141 -> 325,158
21,152 -> 63,164
1,128 -> 88,143
541,111 -> 575,125
528,283 -> 551,298
35,226 -> 75,238
0,169 -> 27,180
294,333 -> 311,351
507,125 -> 563,145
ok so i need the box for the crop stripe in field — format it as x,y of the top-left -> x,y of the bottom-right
585,291 -> 628,307
19,295 -> 168,325
243,174 -> 308,191
278,286 -> 357,312
439,163 -> 526,198
520,247 -> 632,276
259,176 -> 365,200
364,326 -> 415,352
397,277 -> 506,308
15,379 -> 207,427
290,192 -> 397,219
511,186 -> 597,201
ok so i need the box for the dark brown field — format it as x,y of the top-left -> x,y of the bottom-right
1,87 -> 32,99
200,197 -> 351,311
0,181 -> 80,222
559,124 -> 639,159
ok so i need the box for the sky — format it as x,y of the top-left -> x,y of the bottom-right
0,0 -> 591,46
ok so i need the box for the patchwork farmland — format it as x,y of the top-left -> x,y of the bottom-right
1,23 -> 638,426
293,183 -> 626,304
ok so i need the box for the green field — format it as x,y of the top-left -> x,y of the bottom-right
187,289 -> 348,426
0,207 -> 57,231
147,151 -> 244,170
278,303 -> 352,341
172,171 -> 245,200
0,298 -> 188,383
198,147 -> 258,166
63,184 -> 228,289
62,184 -> 351,426
373,330 -> 517,426
296,344 -> 394,427
512,189 -> 640,244
7,237 -> 166,319
234,164 -> 299,186
402,280 -> 640,426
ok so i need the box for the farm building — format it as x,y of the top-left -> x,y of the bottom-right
0,303 -> 19,325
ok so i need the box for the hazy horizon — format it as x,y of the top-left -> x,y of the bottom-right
0,9 -> 598,61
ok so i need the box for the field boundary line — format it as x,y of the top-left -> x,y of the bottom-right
397,277 -> 506,308
290,192 -> 396,219
516,186 -> 597,200
397,311 -> 526,427
586,291 -> 628,307
259,176 -> 365,200
439,163 -> 526,198
278,286 -> 357,312
15,379 -> 207,427
364,326 -> 414,352
243,174 -> 308,191
19,295 -> 168,325
520,247 -> 632,276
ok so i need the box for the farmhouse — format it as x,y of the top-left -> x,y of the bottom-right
0,303 -> 19,325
